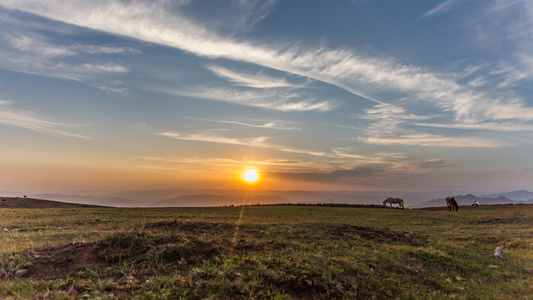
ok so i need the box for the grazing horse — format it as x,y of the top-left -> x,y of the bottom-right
383,197 -> 405,208
446,197 -> 459,212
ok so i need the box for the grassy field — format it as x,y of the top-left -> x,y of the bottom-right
0,199 -> 532,299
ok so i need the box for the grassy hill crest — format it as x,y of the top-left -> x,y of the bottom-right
0,197 -> 106,208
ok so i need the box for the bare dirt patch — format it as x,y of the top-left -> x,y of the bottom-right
12,242 -> 99,280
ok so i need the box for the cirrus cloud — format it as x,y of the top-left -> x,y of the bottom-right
0,100 -> 89,139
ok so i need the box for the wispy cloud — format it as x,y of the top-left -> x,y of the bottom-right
270,165 -> 386,182
331,147 -> 372,161
191,118 -> 301,131
411,121 -> 533,134
160,86 -> 337,112
156,130 -> 331,157
0,29 -> 133,90
5,33 -> 139,58
95,85 -> 129,96
361,103 -> 430,133
421,0 -> 461,17
157,131 -> 271,147
141,155 -> 315,169
359,134 -> 501,148
448,1 -> 533,90
7,34 -> 75,57
0,100 -> 89,138
206,65 -> 304,89
269,157 -> 450,183
80,63 -> 128,73
139,155 -> 332,177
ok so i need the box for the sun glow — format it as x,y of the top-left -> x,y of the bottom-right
242,169 -> 260,183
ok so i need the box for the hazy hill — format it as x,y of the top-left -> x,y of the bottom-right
32,193 -> 133,207
412,194 -> 522,208
0,197 -> 105,208
157,194 -> 289,207
482,190 -> 533,201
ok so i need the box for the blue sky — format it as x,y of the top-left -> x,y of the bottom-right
0,0 -> 532,193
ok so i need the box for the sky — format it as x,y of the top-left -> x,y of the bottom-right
0,0 -> 532,194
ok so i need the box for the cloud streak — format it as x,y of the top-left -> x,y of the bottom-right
156,130 -> 331,157
157,131 -> 271,147
191,118 -> 301,131
421,0 -> 461,17
160,86 -> 337,112
359,134 -> 501,148
270,157 -> 450,183
0,30 -> 132,86
207,65 -> 304,89
0,100 -> 89,138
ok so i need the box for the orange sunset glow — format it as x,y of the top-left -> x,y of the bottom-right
242,169 -> 260,184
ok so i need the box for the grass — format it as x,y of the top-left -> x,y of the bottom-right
0,204 -> 532,299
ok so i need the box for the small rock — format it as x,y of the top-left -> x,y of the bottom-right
22,262 -> 33,269
494,246 -> 505,260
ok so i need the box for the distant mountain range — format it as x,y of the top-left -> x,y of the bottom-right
413,193 -> 533,208
158,194 -> 289,207
2,189 -> 531,208
482,190 -> 533,201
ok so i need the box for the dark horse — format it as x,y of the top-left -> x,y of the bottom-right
383,197 -> 405,208
446,197 -> 459,212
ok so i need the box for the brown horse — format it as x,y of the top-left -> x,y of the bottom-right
446,197 -> 459,212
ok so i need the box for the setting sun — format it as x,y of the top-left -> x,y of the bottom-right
242,169 -> 260,183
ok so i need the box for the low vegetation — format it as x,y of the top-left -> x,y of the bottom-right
0,200 -> 532,299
